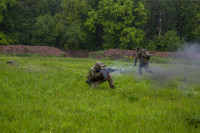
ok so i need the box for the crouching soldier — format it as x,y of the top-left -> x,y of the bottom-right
86,61 -> 115,89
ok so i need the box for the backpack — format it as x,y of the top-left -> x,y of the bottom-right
141,49 -> 150,60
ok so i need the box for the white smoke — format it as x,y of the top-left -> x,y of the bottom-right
151,43 -> 200,84
109,43 -> 200,85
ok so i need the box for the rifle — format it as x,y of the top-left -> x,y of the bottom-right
101,67 -> 121,73
101,67 -> 121,79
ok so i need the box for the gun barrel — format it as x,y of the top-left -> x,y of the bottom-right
106,68 -> 121,72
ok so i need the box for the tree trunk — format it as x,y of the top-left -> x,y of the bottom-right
158,11 -> 162,36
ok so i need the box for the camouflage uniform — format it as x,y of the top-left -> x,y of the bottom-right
87,61 -> 115,89
135,47 -> 153,75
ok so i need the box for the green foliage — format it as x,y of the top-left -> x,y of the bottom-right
177,0 -> 200,41
146,40 -> 157,51
144,0 -> 200,42
148,30 -> 185,51
120,28 -> 145,49
192,13 -> 200,41
57,0 -> 90,49
85,0 -> 147,49
0,0 -> 6,23
65,20 -> 85,50
160,30 -> 184,51
0,0 -> 200,50
84,11 -> 98,33
0,32 -> 13,45
32,14 -> 56,46
0,0 -> 16,45
0,0 -> 16,23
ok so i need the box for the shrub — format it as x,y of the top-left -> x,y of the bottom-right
147,30 -> 185,51
0,32 -> 13,45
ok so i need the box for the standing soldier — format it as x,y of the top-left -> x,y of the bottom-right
86,61 -> 115,89
134,47 -> 153,75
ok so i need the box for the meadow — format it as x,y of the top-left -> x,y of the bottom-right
0,54 -> 200,133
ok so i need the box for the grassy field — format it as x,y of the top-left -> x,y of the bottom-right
0,54 -> 200,132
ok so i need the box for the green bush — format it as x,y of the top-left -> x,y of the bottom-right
147,30 -> 185,51
0,32 -> 13,45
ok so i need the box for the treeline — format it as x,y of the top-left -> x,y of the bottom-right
0,0 -> 200,51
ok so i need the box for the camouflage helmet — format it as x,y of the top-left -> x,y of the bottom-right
136,46 -> 142,52
94,61 -> 106,69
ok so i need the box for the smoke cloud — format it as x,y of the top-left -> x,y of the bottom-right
110,43 -> 200,85
149,43 -> 200,84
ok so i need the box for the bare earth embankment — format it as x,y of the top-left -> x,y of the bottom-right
1,45 -> 200,59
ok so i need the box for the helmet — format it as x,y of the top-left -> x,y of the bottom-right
94,61 -> 106,69
136,46 -> 142,52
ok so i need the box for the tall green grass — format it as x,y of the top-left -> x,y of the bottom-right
0,54 -> 200,132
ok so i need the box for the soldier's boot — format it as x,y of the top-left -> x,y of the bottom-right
108,78 -> 115,89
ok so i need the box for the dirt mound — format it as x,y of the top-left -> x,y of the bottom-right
1,45 -> 199,59
104,49 -> 137,59
0,45 -> 173,58
63,50 -> 92,58
0,45 -> 64,56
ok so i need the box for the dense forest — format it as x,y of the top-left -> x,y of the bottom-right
0,0 -> 200,51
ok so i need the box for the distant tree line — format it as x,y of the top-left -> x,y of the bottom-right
0,0 -> 200,51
